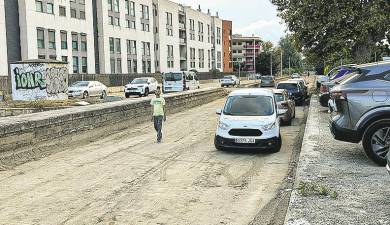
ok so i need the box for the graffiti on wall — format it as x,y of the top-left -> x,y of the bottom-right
11,62 -> 69,101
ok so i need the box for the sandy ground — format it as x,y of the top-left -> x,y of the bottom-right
0,98 -> 306,225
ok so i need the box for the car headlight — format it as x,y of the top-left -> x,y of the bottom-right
218,121 -> 230,131
261,122 -> 276,131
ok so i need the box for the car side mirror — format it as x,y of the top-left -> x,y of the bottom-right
216,109 -> 222,115
277,109 -> 284,117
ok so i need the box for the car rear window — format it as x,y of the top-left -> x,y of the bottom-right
274,93 -> 285,102
277,83 -> 298,90
261,76 -> 273,80
164,73 -> 183,81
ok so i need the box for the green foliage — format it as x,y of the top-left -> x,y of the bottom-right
272,0 -> 390,67
298,181 -> 338,199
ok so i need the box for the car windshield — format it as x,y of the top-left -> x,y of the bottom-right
71,81 -> 89,87
274,93 -> 285,102
223,95 -> 274,116
277,83 -> 298,90
131,78 -> 148,84
261,76 -> 273,80
164,73 -> 183,81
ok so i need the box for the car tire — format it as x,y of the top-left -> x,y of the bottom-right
144,88 -> 149,97
125,93 -> 130,98
319,94 -> 330,107
82,91 -> 88,99
286,118 -> 292,126
214,136 -> 224,151
270,135 -> 282,153
100,91 -> 106,99
292,108 -> 296,119
362,119 -> 390,166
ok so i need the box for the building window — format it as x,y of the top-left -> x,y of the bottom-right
62,56 -> 68,62
166,12 -> 172,25
73,56 -> 79,73
71,8 -> 77,18
48,30 -> 56,49
115,38 -> 121,54
127,40 -> 137,55
49,55 -> 56,60
60,31 -> 67,49
217,27 -> 221,45
72,33 -> 78,50
141,23 -> 149,32
47,3 -> 54,14
190,48 -> 196,68
59,6 -> 66,16
108,16 -> 113,25
113,0 -> 119,13
126,20 -> 136,29
117,58 -> 122,73
80,34 -> 87,51
142,42 -> 150,56
114,17 -> 120,26
198,22 -> 204,42
167,45 -> 174,68
80,11 -> 85,20
82,57 -> 88,73
37,28 -> 45,49
108,0 -> 113,11
110,58 -> 116,73
199,49 -> 204,68
36,1 -> 43,12
130,1 -> 135,16
217,51 -> 222,68
109,37 -> 114,54
141,5 -> 149,20
38,55 -> 46,59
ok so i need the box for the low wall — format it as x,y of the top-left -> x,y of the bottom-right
0,87 -> 227,169
0,107 -> 71,117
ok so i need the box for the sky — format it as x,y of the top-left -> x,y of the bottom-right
172,0 -> 287,44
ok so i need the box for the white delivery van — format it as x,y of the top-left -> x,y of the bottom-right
162,71 -> 200,93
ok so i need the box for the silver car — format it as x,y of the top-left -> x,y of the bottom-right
68,81 -> 108,99
330,61 -> 390,165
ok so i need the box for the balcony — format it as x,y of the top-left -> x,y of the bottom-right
179,38 -> 187,45
244,44 -> 261,49
179,23 -> 186,30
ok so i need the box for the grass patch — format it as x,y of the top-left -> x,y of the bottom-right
298,181 -> 338,199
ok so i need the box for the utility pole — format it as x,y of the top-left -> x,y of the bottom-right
280,49 -> 283,77
288,56 -> 291,76
270,53 -> 273,76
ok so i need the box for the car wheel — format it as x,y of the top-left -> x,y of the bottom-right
319,94 -> 330,107
100,91 -> 106,99
214,136 -> 224,151
82,91 -> 88,99
125,93 -> 130,98
270,135 -> 282,153
144,88 -> 149,97
286,118 -> 292,126
362,119 -> 390,166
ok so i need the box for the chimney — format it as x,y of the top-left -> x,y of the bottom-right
207,9 -> 211,15
216,12 -> 219,18
197,5 -> 201,12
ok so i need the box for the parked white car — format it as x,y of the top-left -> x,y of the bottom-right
124,77 -> 158,98
220,75 -> 240,87
162,71 -> 200,93
68,81 -> 107,99
214,88 -> 282,152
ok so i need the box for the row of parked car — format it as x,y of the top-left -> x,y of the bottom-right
213,73 -> 310,153
316,61 -> 390,168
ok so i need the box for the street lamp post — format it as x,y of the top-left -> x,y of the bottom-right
270,53 -> 273,76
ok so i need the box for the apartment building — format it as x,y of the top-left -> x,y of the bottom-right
232,34 -> 262,73
222,20 -> 233,73
0,0 -> 7,76
18,0 -> 96,74
0,0 -> 229,76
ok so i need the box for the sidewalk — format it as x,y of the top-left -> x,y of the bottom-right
285,96 -> 389,225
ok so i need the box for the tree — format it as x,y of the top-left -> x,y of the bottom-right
271,0 -> 390,67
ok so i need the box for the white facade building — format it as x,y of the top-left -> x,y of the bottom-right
212,16 -> 223,72
18,0 -> 96,74
0,0 -> 8,76
95,0 -> 155,74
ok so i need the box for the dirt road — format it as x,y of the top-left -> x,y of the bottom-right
0,98 -> 306,225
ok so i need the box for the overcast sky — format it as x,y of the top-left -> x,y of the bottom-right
172,0 -> 287,44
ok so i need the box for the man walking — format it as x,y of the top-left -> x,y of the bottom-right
150,87 -> 166,143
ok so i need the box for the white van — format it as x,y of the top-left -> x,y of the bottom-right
215,88 -> 283,152
162,71 -> 200,93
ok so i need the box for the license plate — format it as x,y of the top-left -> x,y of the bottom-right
235,138 -> 256,144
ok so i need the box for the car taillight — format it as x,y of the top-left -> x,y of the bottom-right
281,102 -> 289,108
331,91 -> 347,100
320,84 -> 329,93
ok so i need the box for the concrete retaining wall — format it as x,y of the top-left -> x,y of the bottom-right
0,87 -> 227,169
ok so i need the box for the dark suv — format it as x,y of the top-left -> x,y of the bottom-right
330,61 -> 390,165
